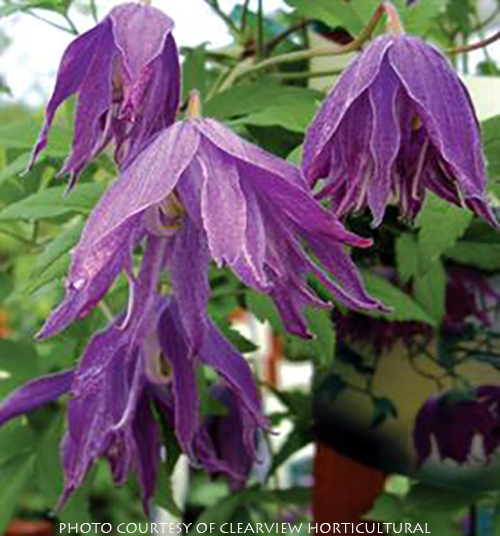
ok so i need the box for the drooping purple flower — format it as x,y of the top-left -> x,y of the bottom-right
38,110 -> 385,343
413,386 -> 500,465
30,2 -> 180,186
200,384 -> 257,490
0,295 -> 265,510
303,35 -> 498,227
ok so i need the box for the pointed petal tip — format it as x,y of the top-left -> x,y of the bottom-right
466,197 -> 500,229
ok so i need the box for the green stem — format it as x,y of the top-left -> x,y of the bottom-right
269,68 -> 343,80
218,2 -> 388,89
240,0 -> 250,32
203,0 -> 238,34
62,13 -> 79,35
206,67 -> 231,100
265,18 -> 315,54
89,0 -> 98,23
0,228 -> 37,247
98,301 -> 114,323
448,30 -> 500,55
257,0 -> 264,59
27,10 -> 76,34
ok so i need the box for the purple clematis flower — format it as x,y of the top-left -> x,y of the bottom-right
303,35 -> 498,227
38,108 -> 385,343
30,2 -> 180,187
0,295 -> 265,510
201,384 -> 257,490
413,386 -> 500,465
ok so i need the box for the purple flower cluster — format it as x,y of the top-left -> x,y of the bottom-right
1,2 -> 497,510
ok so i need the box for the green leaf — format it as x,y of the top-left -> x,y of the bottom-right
394,0 -> 447,35
0,4 -> 20,17
0,183 -> 105,221
482,114 -> 500,196
414,261 -> 446,323
445,0 -> 475,35
444,221 -> 500,270
182,45 -> 207,100
405,483 -> 479,514
205,85 -> 322,134
284,0 -> 365,34
195,486 -> 311,529
0,340 -> 39,398
0,422 -> 36,466
0,117 -> 70,156
445,241 -> 500,270
35,417 -> 64,504
27,253 -> 70,295
361,272 -> 437,326
0,454 -> 36,534
246,290 -> 285,333
26,220 -> 84,294
396,233 -> 419,284
304,309 -> 335,371
59,486 -> 93,526
0,153 -> 31,184
371,396 -> 398,427
230,97 -> 318,133
366,493 -> 404,523
213,317 -> 259,353
416,194 -> 472,273
0,0 -> 70,18
287,144 -> 302,165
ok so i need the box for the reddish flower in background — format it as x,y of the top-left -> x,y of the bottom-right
30,2 -> 180,187
303,35 -> 498,227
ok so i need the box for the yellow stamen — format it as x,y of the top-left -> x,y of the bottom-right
187,89 -> 202,119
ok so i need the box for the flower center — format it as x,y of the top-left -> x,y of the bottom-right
145,192 -> 186,238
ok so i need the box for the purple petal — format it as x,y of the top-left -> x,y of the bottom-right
307,231 -> 384,311
60,26 -> 116,181
388,37 -> 497,225
200,322 -> 266,431
133,394 -> 161,512
199,385 -> 256,489
196,118 -> 308,188
109,3 -> 174,82
367,59 -> 402,226
271,282 -> 326,338
0,371 -> 73,426
170,220 -> 210,351
38,217 -> 141,339
302,36 -> 393,185
231,181 -> 268,288
158,303 -> 200,456
199,138 -> 247,265
238,160 -> 372,248
117,35 -> 181,168
76,121 -> 199,255
29,22 -> 111,169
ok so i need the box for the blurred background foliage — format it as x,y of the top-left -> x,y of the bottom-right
1,0 -> 500,534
